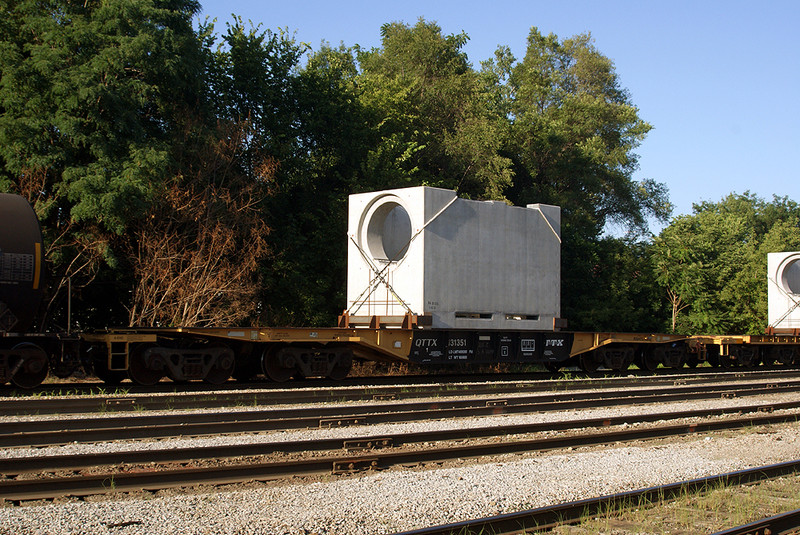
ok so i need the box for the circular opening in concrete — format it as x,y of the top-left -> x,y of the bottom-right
781,257 -> 800,295
366,202 -> 412,261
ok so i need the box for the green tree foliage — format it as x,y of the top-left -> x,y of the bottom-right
0,0 -> 202,231
567,237 -> 668,332
203,19 -> 305,166
258,44 -> 371,325
493,28 -> 671,328
502,29 -> 670,231
653,193 -> 800,334
357,19 -> 513,199
0,0 -> 203,327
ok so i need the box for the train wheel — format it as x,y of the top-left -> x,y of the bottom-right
262,346 -> 294,382
579,353 -> 601,372
327,350 -> 353,381
767,347 -> 794,366
128,344 -> 164,386
638,349 -> 660,371
9,343 -> 49,388
204,347 -> 235,385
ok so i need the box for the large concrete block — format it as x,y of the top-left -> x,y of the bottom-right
346,186 -> 561,330
768,252 -> 800,331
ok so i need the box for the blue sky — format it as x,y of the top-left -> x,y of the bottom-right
197,0 -> 799,228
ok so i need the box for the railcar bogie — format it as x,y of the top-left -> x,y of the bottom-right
81,331 -> 237,386
2,342 -> 49,388
592,345 -> 636,371
764,346 -> 799,366
263,344 -> 354,381
1,334 -> 82,388
650,342 -> 690,370
75,327 -> 395,385
261,345 -> 295,382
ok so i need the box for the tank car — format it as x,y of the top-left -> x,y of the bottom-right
0,193 -> 44,332
0,193 -> 55,387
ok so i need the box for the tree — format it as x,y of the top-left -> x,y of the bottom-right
201,22 -> 361,326
258,44 -> 371,325
127,119 -> 273,327
503,29 -> 669,232
567,237 -> 669,332
204,18 -> 305,168
486,28 -> 672,328
652,193 -> 800,334
0,0 -> 203,328
356,19 -> 513,199
0,0 -> 202,231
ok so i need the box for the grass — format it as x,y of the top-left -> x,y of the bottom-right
543,474 -> 800,534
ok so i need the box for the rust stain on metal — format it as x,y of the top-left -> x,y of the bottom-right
332,458 -> 379,474
343,438 -> 393,451
319,417 -> 364,428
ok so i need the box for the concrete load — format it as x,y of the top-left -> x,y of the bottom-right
768,252 -> 800,333
346,186 -> 561,330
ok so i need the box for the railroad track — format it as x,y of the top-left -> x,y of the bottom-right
3,380 -> 799,447
3,374 -> 800,534
3,399 -> 799,476
393,460 -> 800,535
2,402 -> 799,502
5,367 -> 798,397
2,369 -> 798,415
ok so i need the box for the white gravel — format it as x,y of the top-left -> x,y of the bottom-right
2,428 -> 800,535
1,390 -> 800,534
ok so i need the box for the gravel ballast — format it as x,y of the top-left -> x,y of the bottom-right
2,391 -> 800,534
2,427 -> 800,534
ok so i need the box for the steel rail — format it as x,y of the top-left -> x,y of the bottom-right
7,378 -> 796,434
1,411 -> 799,502
711,508 -> 800,535
2,399 -> 799,475
2,370 -> 798,415
3,382 -> 798,448
0,383 -> 514,415
392,460 -> 800,535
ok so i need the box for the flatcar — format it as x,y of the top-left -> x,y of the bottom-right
1,193 -> 799,387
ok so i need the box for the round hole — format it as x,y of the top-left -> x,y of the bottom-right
781,257 -> 800,295
365,202 -> 412,261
